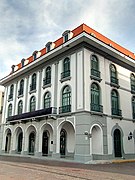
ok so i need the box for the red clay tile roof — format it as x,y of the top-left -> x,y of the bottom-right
14,23 -> 135,73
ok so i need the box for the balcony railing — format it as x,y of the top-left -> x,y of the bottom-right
112,108 -> 122,116
91,69 -> 101,78
8,94 -> 13,100
7,107 -> 57,122
110,76 -> 119,85
43,78 -> 51,86
131,85 -> 135,93
133,113 -> 135,119
18,89 -> 23,96
91,103 -> 103,113
61,70 -> 70,79
30,83 -> 36,91
59,105 -> 71,114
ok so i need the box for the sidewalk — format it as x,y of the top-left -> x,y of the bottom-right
0,153 -> 135,165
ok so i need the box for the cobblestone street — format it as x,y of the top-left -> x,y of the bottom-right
0,158 -> 135,180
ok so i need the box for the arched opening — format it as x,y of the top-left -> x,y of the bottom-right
42,131 -> 49,156
17,132 -> 23,153
29,132 -> 35,155
58,121 -> 75,158
60,129 -> 67,156
114,129 -> 122,157
91,125 -> 103,154
5,129 -> 11,153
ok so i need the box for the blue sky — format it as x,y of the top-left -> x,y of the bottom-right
0,0 -> 135,82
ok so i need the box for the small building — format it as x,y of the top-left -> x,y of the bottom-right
0,24 -> 135,163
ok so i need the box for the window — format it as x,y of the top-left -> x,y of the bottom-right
91,83 -> 103,112
61,57 -> 70,79
30,96 -> 36,112
59,85 -> 71,113
64,34 -> 68,42
132,97 -> 135,119
11,65 -> 15,73
110,64 -> 119,86
18,79 -> 24,96
44,92 -> 51,109
111,89 -> 121,116
21,59 -> 25,67
33,53 -> 37,60
131,74 -> 135,93
62,30 -> 73,43
9,84 -> 14,100
8,104 -> 12,117
46,45 -> 50,52
91,55 -> 100,79
30,73 -> 36,91
18,100 -> 23,115
43,66 -> 51,86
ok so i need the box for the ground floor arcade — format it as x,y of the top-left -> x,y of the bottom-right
1,113 -> 135,163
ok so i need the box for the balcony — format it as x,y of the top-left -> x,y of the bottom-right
30,83 -> 36,92
91,69 -> 100,78
61,70 -> 70,79
43,78 -> 51,86
59,105 -> 71,114
131,85 -> 135,94
112,108 -> 122,116
133,113 -> 135,120
8,94 -> 13,100
7,107 -> 57,122
91,103 -> 103,113
110,77 -> 119,87
18,89 -> 23,96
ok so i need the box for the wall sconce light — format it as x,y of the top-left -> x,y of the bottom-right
84,131 -> 92,139
128,132 -> 133,140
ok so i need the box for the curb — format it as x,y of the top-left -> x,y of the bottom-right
112,159 -> 135,164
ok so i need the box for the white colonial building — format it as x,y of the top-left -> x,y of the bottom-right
0,24 -> 135,163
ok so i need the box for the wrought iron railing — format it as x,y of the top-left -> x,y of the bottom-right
59,105 -> 71,114
30,83 -> 36,91
131,85 -> 135,93
112,108 -> 122,116
18,89 -> 23,96
61,70 -> 70,79
91,103 -> 103,113
43,78 -> 51,86
8,94 -> 13,100
111,76 -> 119,85
7,107 -> 57,121
91,69 -> 101,78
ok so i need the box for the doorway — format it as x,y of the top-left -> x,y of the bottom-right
114,129 -> 122,157
17,132 -> 23,153
29,132 -> 35,155
42,131 -> 49,156
5,131 -> 11,153
60,129 -> 66,156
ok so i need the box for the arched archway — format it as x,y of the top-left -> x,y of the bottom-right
5,129 -> 12,153
40,123 -> 53,156
29,132 -> 36,155
114,129 -> 122,157
42,130 -> 49,156
26,125 -> 37,155
17,132 -> 23,153
58,121 -> 75,158
91,125 -> 103,155
60,129 -> 67,156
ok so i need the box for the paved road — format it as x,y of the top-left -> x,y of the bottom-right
0,158 -> 135,180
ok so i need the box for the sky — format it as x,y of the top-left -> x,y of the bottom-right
0,0 -> 135,90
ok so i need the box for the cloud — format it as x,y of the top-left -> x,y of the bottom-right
0,0 -> 135,80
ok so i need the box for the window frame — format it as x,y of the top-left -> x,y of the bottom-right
44,92 -> 51,109
30,96 -> 36,112
18,100 -> 23,115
